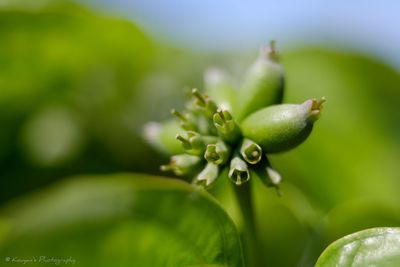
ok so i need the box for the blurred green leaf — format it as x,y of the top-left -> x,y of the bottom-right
316,227 -> 400,267
277,48 -> 400,209
0,174 -> 244,267
0,1 -> 156,202
321,199 -> 400,244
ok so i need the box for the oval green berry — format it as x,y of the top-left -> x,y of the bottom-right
204,67 -> 237,112
143,120 -> 184,155
160,154 -> 201,176
241,98 -> 325,153
236,41 -> 284,121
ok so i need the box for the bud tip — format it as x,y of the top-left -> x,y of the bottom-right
260,40 -> 279,61
304,97 -> 326,123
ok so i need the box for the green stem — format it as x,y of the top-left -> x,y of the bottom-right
233,182 -> 264,267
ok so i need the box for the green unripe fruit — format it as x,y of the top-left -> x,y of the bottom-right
204,67 -> 237,112
160,154 -> 201,176
241,98 -> 325,153
236,41 -> 284,121
143,120 -> 184,155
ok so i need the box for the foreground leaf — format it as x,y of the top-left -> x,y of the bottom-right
316,227 -> 400,267
0,174 -> 243,267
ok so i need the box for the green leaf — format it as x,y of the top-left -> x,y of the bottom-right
316,227 -> 400,267
0,174 -> 244,267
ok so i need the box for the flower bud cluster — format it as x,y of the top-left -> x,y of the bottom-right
144,41 -> 325,191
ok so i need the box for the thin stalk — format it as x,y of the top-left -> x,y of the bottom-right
233,182 -> 264,267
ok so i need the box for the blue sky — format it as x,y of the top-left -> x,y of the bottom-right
88,0 -> 400,68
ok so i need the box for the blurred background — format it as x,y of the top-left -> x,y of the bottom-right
0,0 -> 400,266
